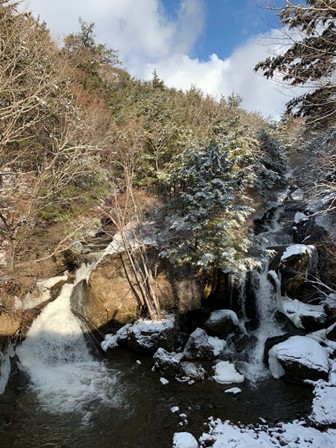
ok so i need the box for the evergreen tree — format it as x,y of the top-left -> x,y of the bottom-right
255,0 -> 336,126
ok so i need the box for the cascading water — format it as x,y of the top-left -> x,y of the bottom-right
16,264 -> 121,418
242,259 -> 284,384
240,193 -> 292,385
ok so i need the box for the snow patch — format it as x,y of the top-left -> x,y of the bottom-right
280,244 -> 316,262
310,381 -> 336,426
224,387 -> 241,395
281,297 -> 326,329
172,432 -> 199,448
198,418 -> 336,448
213,361 -> 244,384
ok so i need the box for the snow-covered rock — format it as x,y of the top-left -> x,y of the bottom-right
153,348 -> 183,377
204,309 -> 239,337
279,244 -> 318,300
212,361 -> 244,384
101,323 -> 132,352
127,315 -> 177,354
183,328 -> 220,361
310,381 -> 336,427
172,432 -> 199,448
280,297 -> 327,331
268,335 -> 329,382
178,362 -> 206,384
199,417 -> 336,448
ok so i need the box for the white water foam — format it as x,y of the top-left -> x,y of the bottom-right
242,260 -> 284,385
16,264 -> 121,416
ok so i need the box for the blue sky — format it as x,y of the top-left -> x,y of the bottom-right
26,0 -> 290,118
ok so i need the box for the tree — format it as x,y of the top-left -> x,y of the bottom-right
255,0 -> 336,126
161,131 -> 258,273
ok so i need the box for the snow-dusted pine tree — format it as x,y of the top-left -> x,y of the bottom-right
161,131 -> 258,272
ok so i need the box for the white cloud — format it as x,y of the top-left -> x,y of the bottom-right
25,0 -> 294,118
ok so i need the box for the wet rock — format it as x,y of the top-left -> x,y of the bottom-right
183,328 -> 216,361
153,348 -> 183,377
204,309 -> 239,338
279,244 -> 318,300
300,313 -> 328,332
178,362 -> 206,383
264,334 -> 291,365
232,334 -> 250,353
127,315 -> 177,354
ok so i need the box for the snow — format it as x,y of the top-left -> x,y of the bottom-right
280,297 -> 326,329
212,361 -> 244,384
268,336 -> 329,379
198,418 -> 336,448
206,309 -> 239,327
160,377 -> 169,385
170,406 -> 180,414
224,387 -> 241,395
129,315 -> 175,351
294,211 -> 309,224
310,380 -> 336,426
290,187 -> 304,201
101,324 -> 132,352
280,244 -> 316,262
208,336 -> 226,356
172,432 -> 199,448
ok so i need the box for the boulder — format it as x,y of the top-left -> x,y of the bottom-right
127,315 -> 177,354
279,244 -> 318,300
204,309 -> 239,337
183,328 -> 218,361
178,362 -> 206,383
0,312 -> 20,338
268,335 -> 329,383
280,297 -> 327,331
264,334 -> 291,365
326,323 -> 336,342
70,238 -> 203,330
153,348 -> 183,377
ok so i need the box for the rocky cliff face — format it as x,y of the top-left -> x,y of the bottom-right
70,246 -> 204,331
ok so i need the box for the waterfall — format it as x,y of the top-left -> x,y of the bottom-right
16,264 -> 121,416
240,194 -> 290,385
242,259 -> 284,384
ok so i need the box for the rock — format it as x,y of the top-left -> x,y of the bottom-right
280,297 -> 327,331
204,309 -> 239,337
264,334 -> 291,365
310,381 -> 336,428
178,362 -> 206,383
0,312 -> 20,337
326,323 -> 336,342
323,294 -> 336,323
268,335 -> 329,383
127,315 -> 177,354
70,236 -> 203,330
153,348 -> 183,377
300,313 -> 328,332
101,323 -> 132,352
183,328 -> 216,361
279,244 -> 318,300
